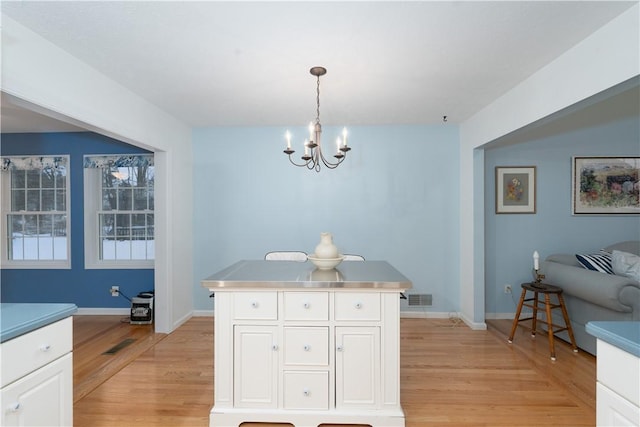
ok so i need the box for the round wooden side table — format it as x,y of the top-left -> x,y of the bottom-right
507,282 -> 578,360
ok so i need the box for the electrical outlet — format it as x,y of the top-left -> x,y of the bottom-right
110,286 -> 120,297
504,284 -> 512,294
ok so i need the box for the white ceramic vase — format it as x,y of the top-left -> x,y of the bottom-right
314,232 -> 339,259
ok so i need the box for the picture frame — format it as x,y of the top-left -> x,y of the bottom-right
495,166 -> 536,214
572,156 -> 639,215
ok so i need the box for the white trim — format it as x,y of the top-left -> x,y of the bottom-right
458,312 -> 487,330
75,307 -> 130,315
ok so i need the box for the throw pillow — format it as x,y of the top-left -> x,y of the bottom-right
611,250 -> 640,281
575,252 -> 614,274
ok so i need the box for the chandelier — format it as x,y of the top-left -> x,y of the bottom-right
283,66 -> 351,172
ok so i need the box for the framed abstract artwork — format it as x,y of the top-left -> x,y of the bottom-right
572,156 -> 639,215
495,166 -> 536,214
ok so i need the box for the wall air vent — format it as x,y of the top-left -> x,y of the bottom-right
408,294 -> 432,306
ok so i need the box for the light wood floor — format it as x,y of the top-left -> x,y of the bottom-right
73,316 -> 596,427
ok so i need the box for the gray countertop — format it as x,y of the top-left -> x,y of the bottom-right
586,321 -> 640,357
202,260 -> 412,290
1,303 -> 78,343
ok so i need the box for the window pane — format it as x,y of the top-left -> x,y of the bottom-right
55,168 -> 66,188
26,170 -> 41,188
117,188 -> 132,210
24,214 -> 38,236
53,215 -> 67,237
102,188 -> 117,210
26,190 -> 40,211
116,214 -> 130,239
146,214 -> 154,238
11,170 -> 26,189
41,170 -> 55,188
22,237 -> 38,260
101,237 -> 116,260
56,190 -> 66,211
37,216 -> 53,260
41,190 -> 55,211
100,214 -> 115,237
8,215 -> 24,260
133,189 -> 148,210
116,239 -> 132,260
11,189 -> 25,211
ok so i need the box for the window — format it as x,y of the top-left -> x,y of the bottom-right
1,156 -> 70,268
84,154 -> 154,268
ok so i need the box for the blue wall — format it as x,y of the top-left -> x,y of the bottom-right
0,132 -> 154,307
485,115 -> 640,316
192,125 -> 460,313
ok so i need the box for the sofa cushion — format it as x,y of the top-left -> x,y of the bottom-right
575,252 -> 614,274
612,250 -> 640,281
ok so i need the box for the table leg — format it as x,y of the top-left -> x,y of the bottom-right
544,293 -> 556,360
531,291 -> 539,337
508,288 -> 527,343
558,293 -> 579,353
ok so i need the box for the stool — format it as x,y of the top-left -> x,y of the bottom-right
507,282 -> 578,360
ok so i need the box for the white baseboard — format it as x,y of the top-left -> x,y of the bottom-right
458,312 -> 487,330
193,310 -> 214,317
76,308 -> 130,315
190,310 -> 463,319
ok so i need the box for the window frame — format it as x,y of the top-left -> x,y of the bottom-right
83,156 -> 154,269
1,155 -> 71,269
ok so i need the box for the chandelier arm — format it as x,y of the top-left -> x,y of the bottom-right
287,154 -> 312,168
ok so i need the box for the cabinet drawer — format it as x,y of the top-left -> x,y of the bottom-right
284,327 -> 329,366
233,292 -> 278,320
334,293 -> 381,321
283,371 -> 329,410
0,317 -> 73,388
284,292 -> 328,321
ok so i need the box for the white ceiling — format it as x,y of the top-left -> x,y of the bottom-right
1,1 -> 637,132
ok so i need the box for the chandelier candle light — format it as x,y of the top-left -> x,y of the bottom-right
283,66 -> 351,172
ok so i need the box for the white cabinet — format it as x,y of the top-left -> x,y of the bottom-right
335,326 -> 380,409
211,289 -> 404,427
0,317 -> 73,427
595,339 -> 640,427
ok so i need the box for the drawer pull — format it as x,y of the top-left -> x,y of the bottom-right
251,301 -> 259,308
355,302 -> 363,309
272,344 -> 279,351
303,302 -> 310,309
9,402 -> 21,412
336,345 -> 344,352
303,388 -> 310,397
303,344 -> 311,352
40,344 -> 51,352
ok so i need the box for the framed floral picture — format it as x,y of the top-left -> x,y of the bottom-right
495,166 -> 536,214
572,156 -> 639,215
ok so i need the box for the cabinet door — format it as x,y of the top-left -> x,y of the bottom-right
1,353 -> 72,427
335,326 -> 380,409
233,325 -> 278,408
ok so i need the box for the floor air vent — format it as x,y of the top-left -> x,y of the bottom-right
408,294 -> 432,306
103,338 -> 136,355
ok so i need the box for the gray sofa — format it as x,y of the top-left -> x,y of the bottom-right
540,240 -> 640,355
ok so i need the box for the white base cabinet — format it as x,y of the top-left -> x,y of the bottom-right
595,339 -> 640,427
210,289 -> 405,427
0,317 -> 73,427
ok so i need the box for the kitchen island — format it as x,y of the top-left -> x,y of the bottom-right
1,303 -> 77,426
202,260 -> 412,427
586,321 -> 640,427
